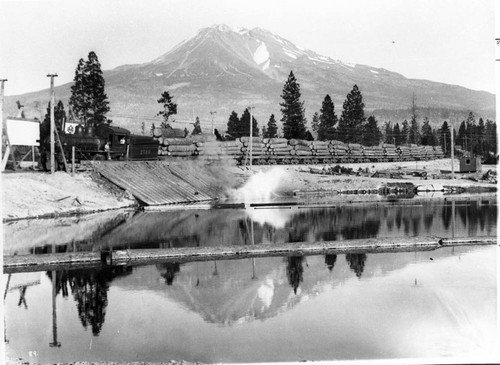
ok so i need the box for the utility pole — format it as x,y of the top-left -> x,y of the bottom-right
450,124 -> 455,179
47,74 -> 58,174
210,111 -> 217,134
0,79 -> 7,126
249,106 -> 254,169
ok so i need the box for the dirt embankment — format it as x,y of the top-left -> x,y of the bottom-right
1,158 -> 496,221
1,170 -> 137,221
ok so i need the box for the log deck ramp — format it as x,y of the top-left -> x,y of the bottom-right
92,161 -> 225,205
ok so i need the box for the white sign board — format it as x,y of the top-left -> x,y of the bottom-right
6,118 -> 40,146
64,122 -> 79,134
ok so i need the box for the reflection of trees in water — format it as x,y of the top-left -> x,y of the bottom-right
423,212 -> 434,232
340,220 -> 380,240
442,204 -> 452,230
324,254 -> 337,271
395,209 -> 402,230
156,262 -> 181,285
454,201 -> 497,237
345,254 -> 367,278
286,256 -> 304,294
46,266 -> 132,336
411,215 -> 421,236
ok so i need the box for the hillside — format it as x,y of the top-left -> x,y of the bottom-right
4,24 -> 495,134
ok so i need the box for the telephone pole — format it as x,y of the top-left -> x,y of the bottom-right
0,79 -> 7,128
47,74 -> 58,174
210,111 -> 217,134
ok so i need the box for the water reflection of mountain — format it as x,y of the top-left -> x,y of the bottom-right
109,245 -> 480,327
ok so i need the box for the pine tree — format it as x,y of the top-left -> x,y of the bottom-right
41,100 -> 66,147
393,122 -> 402,146
477,118 -> 485,155
311,112 -> 320,133
338,85 -> 365,143
157,91 -> 177,128
484,120 -> 497,157
68,58 -> 89,125
265,114 -> 278,138
280,71 -> 306,139
85,51 -> 110,127
409,117 -> 421,145
456,120 -> 466,150
362,116 -> 382,146
384,121 -> 393,144
317,94 -> 337,141
421,118 -> 434,145
240,108 -> 259,137
226,111 -> 240,137
69,52 -> 110,127
438,121 -> 451,155
191,117 -> 202,135
401,120 -> 410,145
261,126 -> 267,139
464,112 -> 480,155
305,130 -> 314,141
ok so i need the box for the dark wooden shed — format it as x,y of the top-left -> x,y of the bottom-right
459,156 -> 481,173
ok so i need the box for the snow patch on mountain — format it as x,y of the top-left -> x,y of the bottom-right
166,82 -> 191,90
284,50 -> 297,59
262,59 -> 270,70
370,70 -> 379,74
254,41 -> 270,65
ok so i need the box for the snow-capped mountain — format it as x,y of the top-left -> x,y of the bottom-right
6,24 -> 495,132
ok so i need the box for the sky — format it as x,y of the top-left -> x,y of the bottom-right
0,0 -> 496,96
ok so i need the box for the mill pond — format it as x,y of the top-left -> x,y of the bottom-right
3,196 -> 498,363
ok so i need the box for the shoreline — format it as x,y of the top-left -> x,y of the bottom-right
1,159 -> 497,222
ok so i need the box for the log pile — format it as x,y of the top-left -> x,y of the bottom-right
363,145 -> 385,161
409,144 -> 427,160
382,144 -> 399,160
157,138 -> 196,157
152,133 -> 446,164
330,140 -> 349,160
348,143 -> 364,161
397,146 -> 411,160
433,145 -> 445,158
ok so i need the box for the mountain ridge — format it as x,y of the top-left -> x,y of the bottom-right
4,24 -> 495,133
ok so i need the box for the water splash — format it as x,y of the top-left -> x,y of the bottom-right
230,167 -> 288,203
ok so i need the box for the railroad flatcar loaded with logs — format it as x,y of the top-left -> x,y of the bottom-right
56,124 -> 445,166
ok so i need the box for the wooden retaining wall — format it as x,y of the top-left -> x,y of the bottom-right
92,161 -> 225,205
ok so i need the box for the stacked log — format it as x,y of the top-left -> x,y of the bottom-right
348,143 -> 364,161
330,140 -> 349,160
363,145 -> 385,161
382,143 -> 399,161
289,140 -> 313,163
157,138 -> 195,157
422,145 -> 435,160
433,145 -> 445,158
409,144 -> 427,160
309,141 -> 330,157
397,146 -> 411,160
